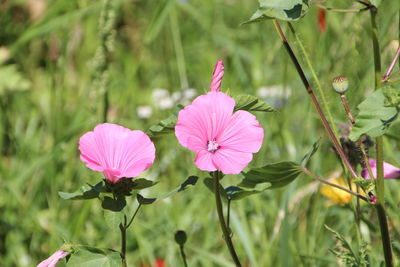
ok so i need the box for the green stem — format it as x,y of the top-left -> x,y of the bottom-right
212,171 -> 242,266
300,167 -> 368,202
120,215 -> 127,267
370,7 -> 394,266
375,204 -> 393,267
179,245 -> 188,267
126,204 -> 142,229
317,4 -> 370,13
287,23 -> 340,143
272,20 -> 358,179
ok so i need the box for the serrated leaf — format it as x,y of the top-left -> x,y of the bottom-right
234,95 -> 277,112
353,177 -> 375,193
67,246 -> 121,267
243,0 -> 309,24
103,210 -> 124,229
147,104 -> 183,137
350,87 -> 399,141
101,195 -> 126,212
137,193 -> 156,205
240,161 -> 301,189
59,181 -> 105,200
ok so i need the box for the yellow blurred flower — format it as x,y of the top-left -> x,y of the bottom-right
320,178 -> 353,205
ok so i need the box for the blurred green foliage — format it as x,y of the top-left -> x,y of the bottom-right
0,0 -> 400,266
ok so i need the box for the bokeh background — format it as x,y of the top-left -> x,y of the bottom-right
1,0 -> 400,266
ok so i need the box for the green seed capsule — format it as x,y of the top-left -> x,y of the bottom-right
332,76 -> 349,94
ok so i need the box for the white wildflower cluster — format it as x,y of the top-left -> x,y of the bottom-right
256,85 -> 291,108
137,88 -> 198,119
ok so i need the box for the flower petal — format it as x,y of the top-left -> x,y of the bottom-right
210,59 -> 224,92
175,92 -> 235,151
212,148 -> 253,174
362,158 -> 400,179
37,250 -> 68,267
194,149 -> 218,172
218,110 -> 264,153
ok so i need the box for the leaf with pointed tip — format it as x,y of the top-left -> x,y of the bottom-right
137,194 -> 156,205
67,246 -> 121,267
59,181 -> 105,200
158,176 -> 199,200
132,178 -> 157,190
234,95 -> 277,112
203,178 -> 228,200
350,86 -> 399,141
243,0 -> 310,24
240,161 -> 301,189
225,184 -> 271,200
147,104 -> 183,137
300,139 -> 320,166
101,195 -> 126,212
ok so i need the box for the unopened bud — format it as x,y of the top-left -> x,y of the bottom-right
174,230 -> 187,246
332,76 -> 349,94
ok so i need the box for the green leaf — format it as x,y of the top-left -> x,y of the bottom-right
101,195 -> 126,212
369,0 -> 381,7
158,176 -> 198,200
59,181 -> 105,200
224,184 -> 271,200
233,95 -> 277,112
136,193 -> 156,205
203,177 -> 228,200
132,178 -> 157,190
103,210 -> 124,229
243,0 -> 309,24
67,246 -> 121,267
300,139 -> 320,166
147,104 -> 183,137
350,87 -> 399,141
240,161 -> 301,189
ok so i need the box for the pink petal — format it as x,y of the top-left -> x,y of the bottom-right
210,59 -> 224,92
362,158 -> 400,179
212,148 -> 253,174
79,123 -> 155,182
175,92 -> 235,151
37,250 -> 68,267
194,149 -> 218,172
218,110 -> 264,153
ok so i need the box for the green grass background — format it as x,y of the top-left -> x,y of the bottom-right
1,0 -> 400,266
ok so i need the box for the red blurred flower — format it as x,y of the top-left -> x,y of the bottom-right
318,8 -> 326,32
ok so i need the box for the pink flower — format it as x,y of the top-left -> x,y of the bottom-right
79,123 -> 156,183
362,158 -> 400,179
175,60 -> 264,174
37,249 -> 68,267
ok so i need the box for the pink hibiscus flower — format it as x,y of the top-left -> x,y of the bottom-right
79,123 -> 156,183
175,59 -> 264,174
362,158 -> 400,179
37,249 -> 68,267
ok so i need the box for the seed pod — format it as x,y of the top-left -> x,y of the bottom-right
332,76 -> 349,94
174,230 -> 187,246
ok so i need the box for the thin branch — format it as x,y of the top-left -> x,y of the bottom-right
382,45 -> 400,82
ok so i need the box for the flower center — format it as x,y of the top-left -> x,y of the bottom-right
207,139 -> 219,153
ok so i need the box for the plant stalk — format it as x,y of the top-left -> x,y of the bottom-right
272,20 -> 358,179
120,215 -> 127,267
212,171 -> 242,266
370,6 -> 394,266
179,245 -> 188,267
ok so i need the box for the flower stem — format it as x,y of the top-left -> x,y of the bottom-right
179,245 -> 188,267
120,215 -> 128,267
287,23 -> 340,142
126,204 -> 142,229
272,20 -> 357,179
382,45 -> 400,82
370,6 -> 394,266
339,94 -> 355,125
212,171 -> 242,266
300,167 -> 368,202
